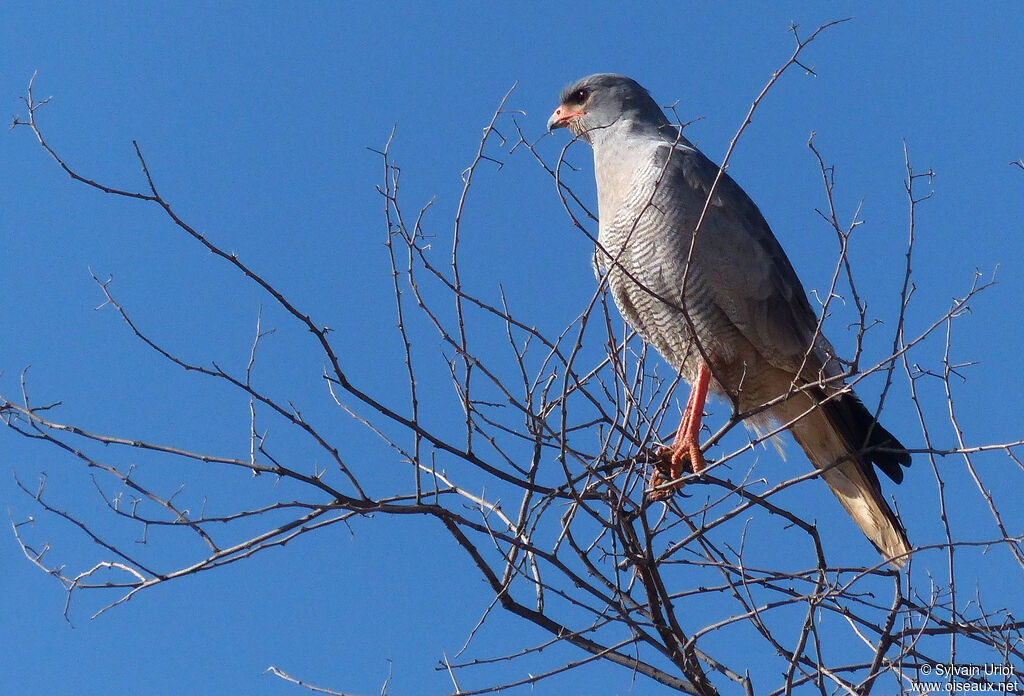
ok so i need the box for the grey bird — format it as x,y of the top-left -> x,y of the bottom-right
547,74 -> 912,566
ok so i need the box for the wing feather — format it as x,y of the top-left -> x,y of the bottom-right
653,143 -> 834,378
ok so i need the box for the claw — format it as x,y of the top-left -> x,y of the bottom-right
648,441 -> 706,500
646,362 -> 711,501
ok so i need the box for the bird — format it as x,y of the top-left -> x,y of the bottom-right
547,74 -> 912,566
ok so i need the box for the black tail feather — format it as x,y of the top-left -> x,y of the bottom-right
823,392 -> 911,486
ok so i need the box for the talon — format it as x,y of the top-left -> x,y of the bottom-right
647,442 -> 706,500
646,363 -> 711,501
648,454 -> 673,501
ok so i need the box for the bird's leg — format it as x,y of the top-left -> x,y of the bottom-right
649,363 -> 710,499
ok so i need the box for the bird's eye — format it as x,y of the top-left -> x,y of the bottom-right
571,88 -> 588,104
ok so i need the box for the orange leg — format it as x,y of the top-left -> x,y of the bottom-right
649,362 -> 710,499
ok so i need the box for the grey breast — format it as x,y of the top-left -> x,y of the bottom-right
597,142 -> 747,382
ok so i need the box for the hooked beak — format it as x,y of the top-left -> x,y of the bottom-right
547,104 -> 585,132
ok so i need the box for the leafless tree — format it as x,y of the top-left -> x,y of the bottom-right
5,22 -> 1023,696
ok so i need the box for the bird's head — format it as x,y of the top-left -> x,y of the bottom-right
547,74 -> 670,144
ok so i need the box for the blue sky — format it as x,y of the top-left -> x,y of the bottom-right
2,3 -> 1023,695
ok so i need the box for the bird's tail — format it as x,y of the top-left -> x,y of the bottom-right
781,391 -> 911,567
